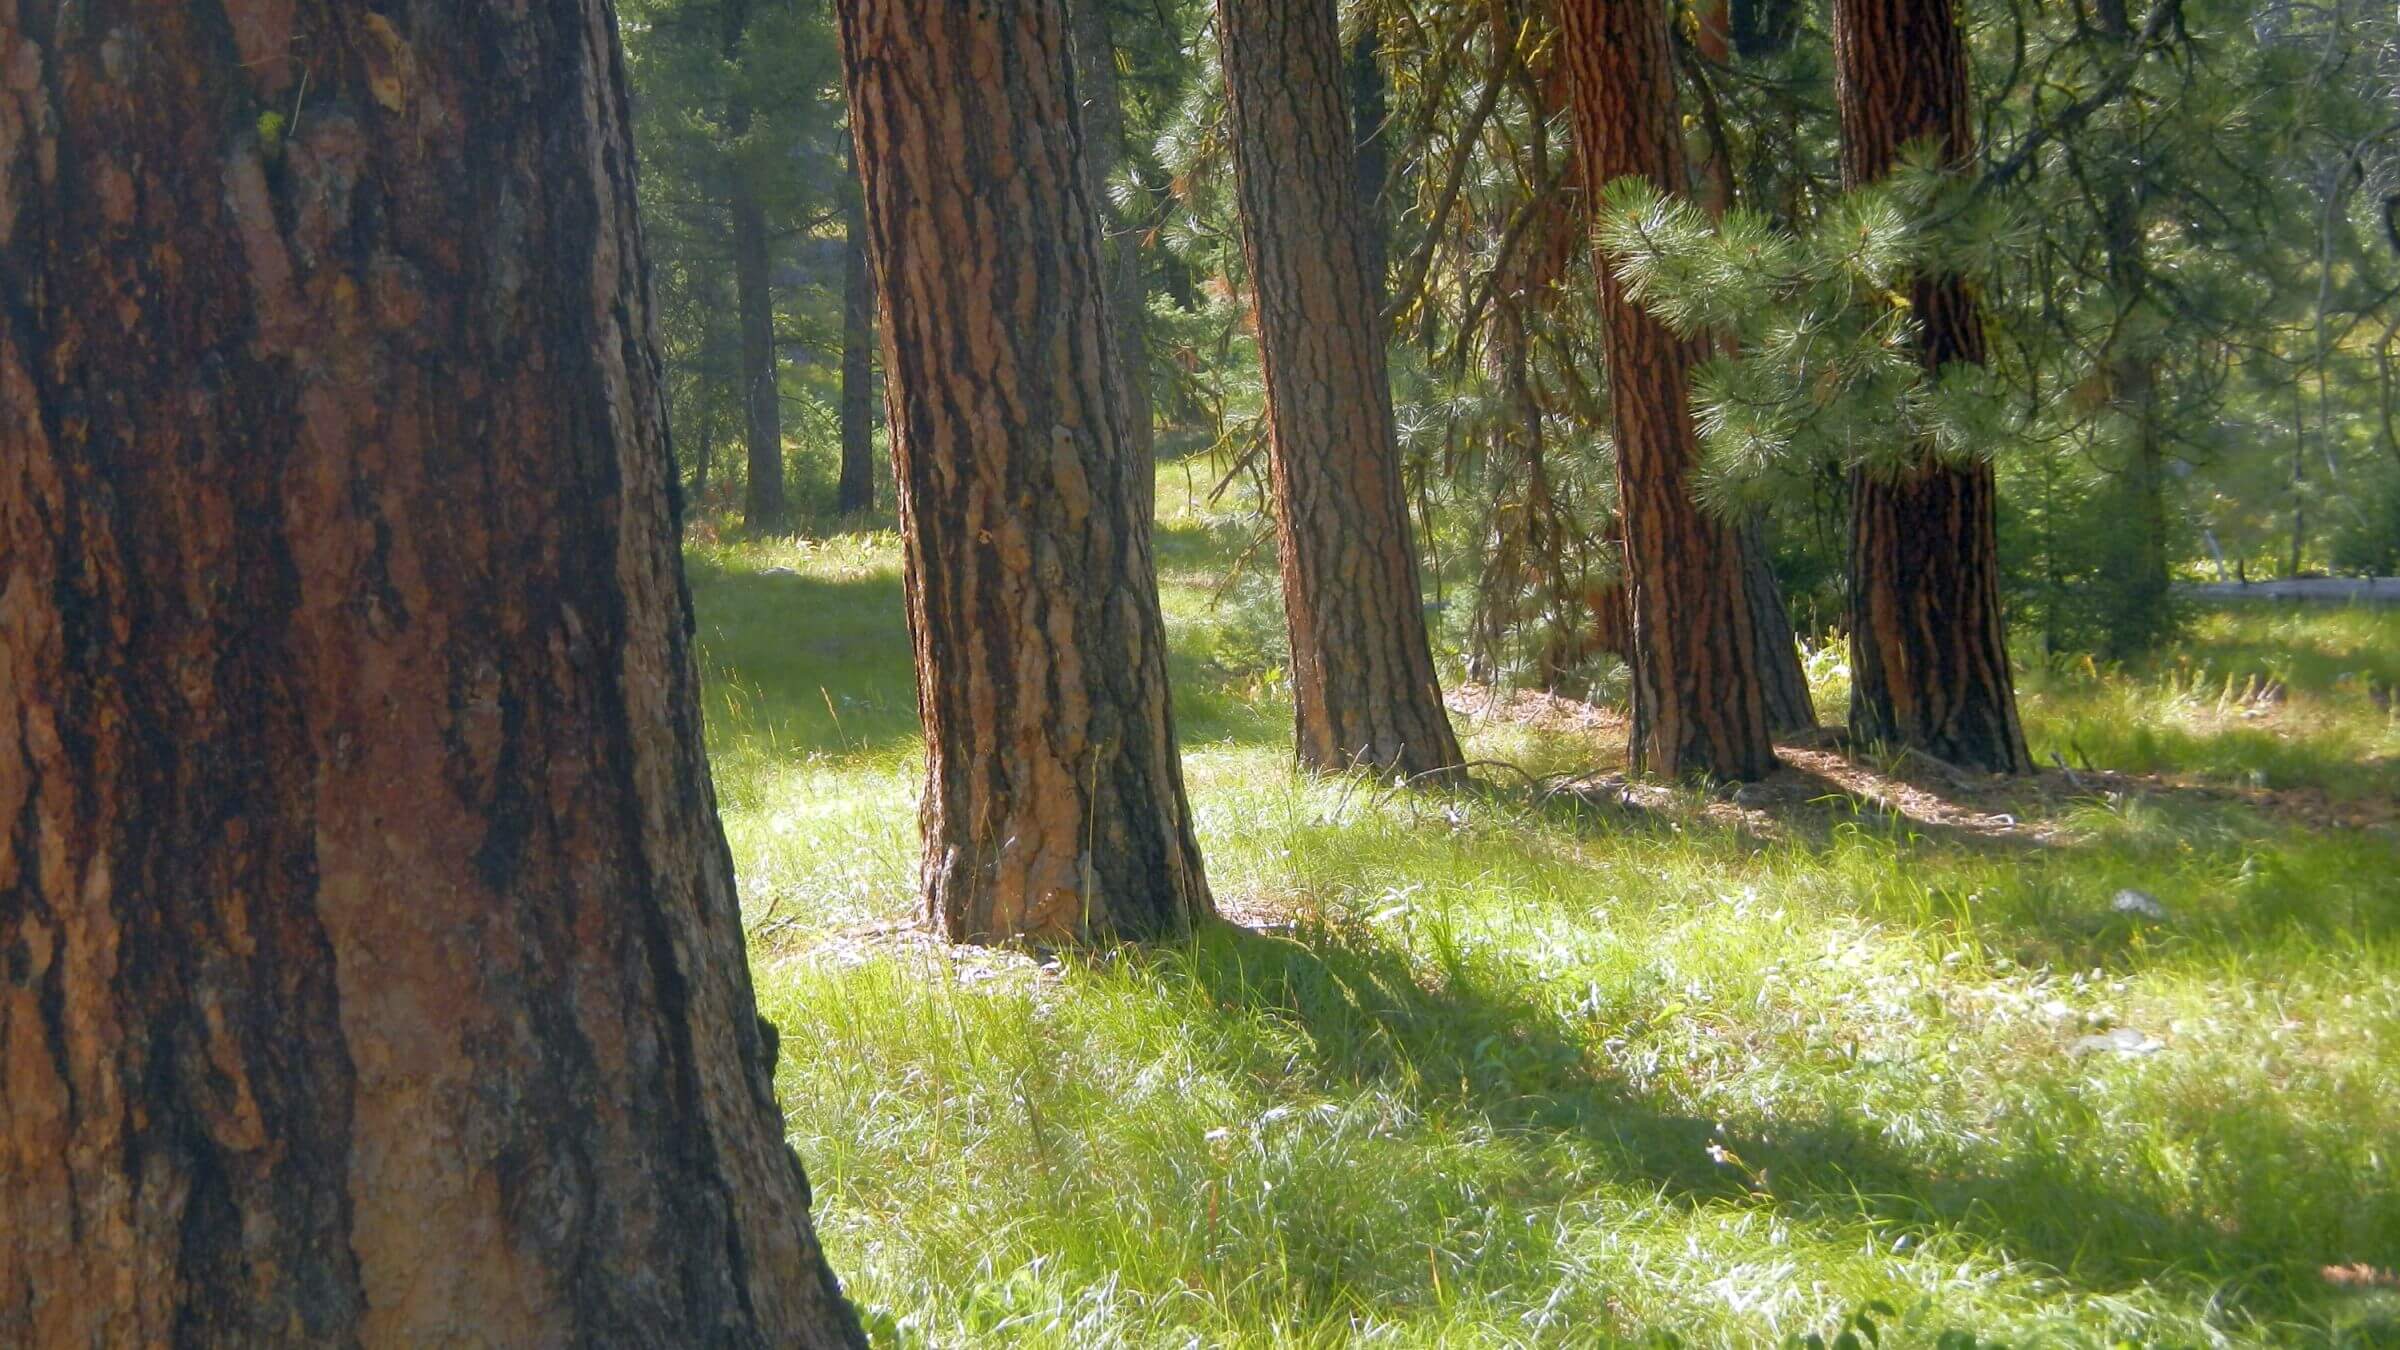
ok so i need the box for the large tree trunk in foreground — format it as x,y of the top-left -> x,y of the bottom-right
1219,0 -> 1467,779
837,135 -> 878,518
839,0 -> 1214,944
0,4 -> 861,1344
1069,0 -> 1157,490
1560,0 -> 1779,780
1834,0 -> 2031,773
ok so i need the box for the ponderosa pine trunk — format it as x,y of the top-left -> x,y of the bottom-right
1069,0 -> 1157,487
1740,521 -> 1820,733
1218,0 -> 1467,778
1560,0 -> 1779,780
0,4 -> 861,1343
837,135 -> 878,518
838,0 -> 1214,944
1691,0 -> 1819,734
1834,0 -> 2032,772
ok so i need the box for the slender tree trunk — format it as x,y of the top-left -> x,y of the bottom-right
1833,0 -> 2031,773
0,4 -> 861,1343
2102,283 -> 2172,656
733,167 -> 790,536
837,135 -> 878,518
1218,0 -> 1467,778
838,0 -> 1214,944
1070,0 -> 1157,492
2094,0 -> 2171,656
1560,0 -> 1779,780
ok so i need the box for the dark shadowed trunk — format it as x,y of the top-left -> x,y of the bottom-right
0,3 -> 861,1343
1560,0 -> 1779,780
1740,522 -> 1819,732
838,133 -> 878,518
1218,0 -> 1467,778
838,0 -> 1214,944
1834,0 -> 2032,773
1351,21 -> 1392,301
732,166 -> 789,535
1070,0 -> 1156,483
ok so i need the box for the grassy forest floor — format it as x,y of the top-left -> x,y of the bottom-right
688,468 -> 2400,1348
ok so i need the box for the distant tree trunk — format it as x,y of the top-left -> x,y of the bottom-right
837,134 -> 878,518
1218,0 -> 1467,778
1560,0 -> 1779,780
2094,0 -> 2171,657
733,166 -> 790,535
1351,22 -> 1392,301
2101,275 -> 2172,655
1833,0 -> 2031,773
839,0 -> 1214,943
1070,0 -> 1157,492
0,5 -> 862,1344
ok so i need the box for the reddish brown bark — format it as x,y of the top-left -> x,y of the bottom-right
1218,0 -> 1467,778
1560,0 -> 1780,780
839,0 -> 1214,944
0,3 -> 860,1342
1834,0 -> 2032,772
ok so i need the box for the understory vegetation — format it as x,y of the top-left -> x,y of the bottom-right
695,470 -> 2400,1348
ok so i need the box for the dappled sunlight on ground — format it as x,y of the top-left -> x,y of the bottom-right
693,481 -> 2400,1346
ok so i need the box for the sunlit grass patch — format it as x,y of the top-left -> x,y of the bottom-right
699,474 -> 2400,1347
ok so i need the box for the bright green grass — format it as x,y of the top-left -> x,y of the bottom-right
693,477 -> 2400,1347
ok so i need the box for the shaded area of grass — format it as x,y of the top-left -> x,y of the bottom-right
703,472 -> 2400,1347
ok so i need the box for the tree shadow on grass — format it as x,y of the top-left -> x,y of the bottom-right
1131,919 -> 2396,1336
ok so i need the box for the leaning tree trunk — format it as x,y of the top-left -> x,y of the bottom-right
838,0 -> 1214,944
0,4 -> 862,1344
1560,0 -> 1779,780
837,134 -> 878,518
1834,0 -> 2031,773
1069,0 -> 1157,491
1219,0 -> 1467,779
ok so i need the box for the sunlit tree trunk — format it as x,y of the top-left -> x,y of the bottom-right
838,0 -> 1214,943
1560,0 -> 1779,780
1218,0 -> 1467,778
1833,0 -> 2032,772
0,3 -> 862,1342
